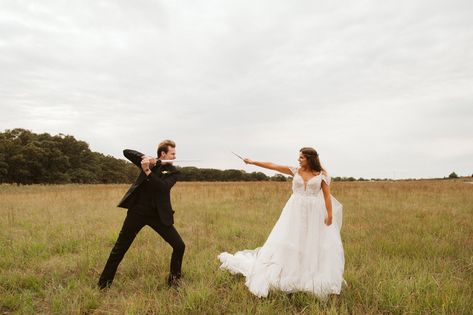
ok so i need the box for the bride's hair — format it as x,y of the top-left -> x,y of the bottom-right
300,147 -> 325,173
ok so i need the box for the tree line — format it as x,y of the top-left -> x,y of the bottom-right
178,167 -> 287,182
2,129 -> 465,184
0,129 -> 139,184
0,129 -> 288,184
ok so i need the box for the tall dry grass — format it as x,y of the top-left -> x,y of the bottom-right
0,180 -> 472,314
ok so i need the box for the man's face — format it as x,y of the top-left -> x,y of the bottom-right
161,146 -> 176,162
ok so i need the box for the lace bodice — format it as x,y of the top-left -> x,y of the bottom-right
289,166 -> 330,196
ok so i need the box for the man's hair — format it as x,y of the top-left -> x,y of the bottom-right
157,140 -> 176,157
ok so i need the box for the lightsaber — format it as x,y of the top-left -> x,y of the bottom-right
232,151 -> 245,161
159,159 -> 201,163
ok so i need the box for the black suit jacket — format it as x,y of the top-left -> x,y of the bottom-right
117,149 -> 179,226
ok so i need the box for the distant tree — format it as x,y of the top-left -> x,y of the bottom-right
251,172 -> 269,181
448,172 -> 459,179
0,153 -> 7,182
270,174 -> 287,182
222,169 -> 245,181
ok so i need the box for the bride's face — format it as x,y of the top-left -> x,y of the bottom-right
298,153 -> 308,168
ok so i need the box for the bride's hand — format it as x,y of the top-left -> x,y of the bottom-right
243,158 -> 254,165
324,216 -> 332,226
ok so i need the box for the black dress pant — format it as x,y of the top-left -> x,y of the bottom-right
98,210 -> 185,287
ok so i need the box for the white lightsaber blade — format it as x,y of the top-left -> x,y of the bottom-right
232,151 -> 245,161
159,159 -> 200,163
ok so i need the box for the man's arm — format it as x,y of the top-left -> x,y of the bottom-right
140,156 -> 176,192
123,149 -> 145,168
147,171 -> 179,192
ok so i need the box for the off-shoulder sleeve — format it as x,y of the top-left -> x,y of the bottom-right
288,166 -> 299,176
322,174 -> 331,185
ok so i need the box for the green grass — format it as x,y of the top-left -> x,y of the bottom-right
0,180 -> 472,314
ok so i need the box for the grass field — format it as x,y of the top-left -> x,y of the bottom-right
0,180 -> 472,314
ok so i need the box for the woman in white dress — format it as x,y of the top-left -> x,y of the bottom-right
218,147 -> 345,298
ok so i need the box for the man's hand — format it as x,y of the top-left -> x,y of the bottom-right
148,158 -> 158,167
141,156 -> 158,167
141,157 -> 151,173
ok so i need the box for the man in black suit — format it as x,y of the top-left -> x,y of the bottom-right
98,140 -> 185,289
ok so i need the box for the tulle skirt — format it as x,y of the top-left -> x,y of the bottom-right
218,193 -> 345,298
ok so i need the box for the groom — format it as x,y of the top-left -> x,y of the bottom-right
98,140 -> 185,289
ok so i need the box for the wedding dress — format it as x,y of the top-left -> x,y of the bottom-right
218,166 -> 345,298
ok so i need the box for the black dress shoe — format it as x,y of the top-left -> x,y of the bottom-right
98,279 -> 112,290
167,273 -> 181,288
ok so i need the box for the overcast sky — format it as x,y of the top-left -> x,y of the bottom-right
1,0 -> 472,179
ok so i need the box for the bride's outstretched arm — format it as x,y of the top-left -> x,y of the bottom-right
243,158 -> 293,176
321,181 -> 333,226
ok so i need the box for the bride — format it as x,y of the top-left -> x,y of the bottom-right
218,147 -> 345,298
